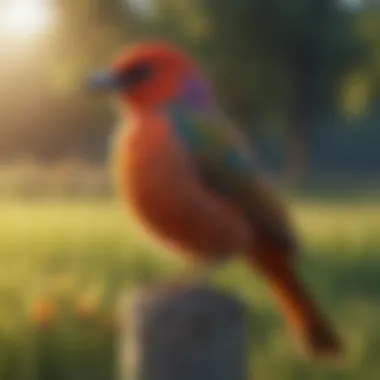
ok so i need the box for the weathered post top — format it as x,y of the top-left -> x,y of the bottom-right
119,284 -> 249,380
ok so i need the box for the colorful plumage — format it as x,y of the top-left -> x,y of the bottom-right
88,41 -> 342,359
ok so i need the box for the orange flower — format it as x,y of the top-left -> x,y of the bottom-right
31,296 -> 57,328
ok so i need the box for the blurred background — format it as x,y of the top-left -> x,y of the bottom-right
0,0 -> 379,379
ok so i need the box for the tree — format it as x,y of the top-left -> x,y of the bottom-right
282,0 -> 370,185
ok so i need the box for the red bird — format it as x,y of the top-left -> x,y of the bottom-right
88,41 -> 342,358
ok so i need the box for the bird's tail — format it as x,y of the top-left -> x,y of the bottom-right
249,248 -> 343,359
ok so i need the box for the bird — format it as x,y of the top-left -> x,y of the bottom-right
87,41 -> 342,359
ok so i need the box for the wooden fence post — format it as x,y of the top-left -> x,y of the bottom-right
119,284 -> 249,380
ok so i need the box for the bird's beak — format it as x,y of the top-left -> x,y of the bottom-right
86,70 -> 123,92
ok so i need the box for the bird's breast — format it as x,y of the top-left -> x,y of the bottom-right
116,114 -> 200,229
113,113 -> 252,256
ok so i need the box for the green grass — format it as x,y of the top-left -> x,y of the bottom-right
0,198 -> 380,379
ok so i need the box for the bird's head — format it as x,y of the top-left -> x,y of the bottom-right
87,41 -> 214,111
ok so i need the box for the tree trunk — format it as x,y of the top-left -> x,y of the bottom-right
285,30 -> 320,189
284,88 -> 313,188
284,121 -> 308,188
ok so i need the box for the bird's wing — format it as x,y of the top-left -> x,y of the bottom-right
169,105 -> 298,251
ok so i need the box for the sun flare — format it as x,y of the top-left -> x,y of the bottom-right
1,0 -> 55,37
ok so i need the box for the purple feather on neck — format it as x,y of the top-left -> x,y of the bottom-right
180,74 -> 215,112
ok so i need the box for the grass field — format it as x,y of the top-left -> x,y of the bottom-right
0,198 -> 380,380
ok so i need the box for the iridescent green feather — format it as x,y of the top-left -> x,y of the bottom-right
168,103 -> 297,251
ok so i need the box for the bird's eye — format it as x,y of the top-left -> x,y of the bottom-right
119,63 -> 154,88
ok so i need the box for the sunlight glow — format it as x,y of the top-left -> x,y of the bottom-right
1,0 -> 55,37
